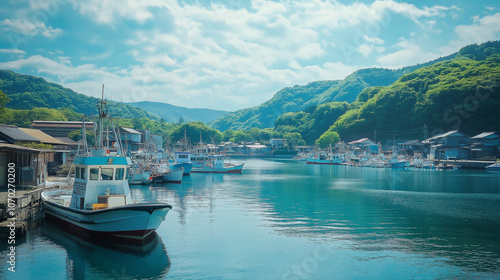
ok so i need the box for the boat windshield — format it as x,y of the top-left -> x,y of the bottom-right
101,168 -> 114,180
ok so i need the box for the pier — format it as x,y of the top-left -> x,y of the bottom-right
433,159 -> 495,169
0,178 -> 70,238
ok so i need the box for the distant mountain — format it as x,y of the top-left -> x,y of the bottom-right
128,101 -> 229,124
210,54 -> 455,131
0,70 -> 160,121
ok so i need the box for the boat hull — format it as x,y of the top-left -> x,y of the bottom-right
170,162 -> 192,175
306,159 -> 343,165
191,163 -> 244,174
42,190 -> 172,244
486,164 -> 500,171
162,168 -> 184,183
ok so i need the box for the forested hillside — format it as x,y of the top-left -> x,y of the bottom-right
0,70 -> 159,120
210,53 -> 455,131
324,41 -> 500,141
209,80 -> 338,131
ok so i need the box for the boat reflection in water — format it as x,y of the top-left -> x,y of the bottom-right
41,221 -> 171,279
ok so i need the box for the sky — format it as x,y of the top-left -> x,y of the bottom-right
0,0 -> 499,112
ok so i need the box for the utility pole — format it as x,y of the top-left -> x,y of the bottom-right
423,123 -> 429,139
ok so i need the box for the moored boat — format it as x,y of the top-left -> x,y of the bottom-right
485,162 -> 500,171
42,150 -> 172,244
191,155 -> 244,174
306,153 -> 345,165
41,90 -> 172,245
170,152 -> 193,175
162,168 -> 184,183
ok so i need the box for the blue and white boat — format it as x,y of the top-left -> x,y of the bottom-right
170,152 -> 193,175
486,162 -> 500,171
191,155 -> 244,174
41,91 -> 172,244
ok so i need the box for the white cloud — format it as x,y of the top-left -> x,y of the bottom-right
81,50 -> 113,61
0,49 -> 26,54
377,39 -> 442,68
454,13 -> 500,46
69,0 -> 159,25
0,0 -> 468,111
1,18 -> 63,38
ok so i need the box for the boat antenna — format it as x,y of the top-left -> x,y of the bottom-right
82,115 -> 89,156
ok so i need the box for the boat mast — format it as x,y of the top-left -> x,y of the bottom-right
97,84 -> 108,150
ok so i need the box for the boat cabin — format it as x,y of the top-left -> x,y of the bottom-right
174,152 -> 191,164
70,150 -> 132,210
207,155 -> 225,168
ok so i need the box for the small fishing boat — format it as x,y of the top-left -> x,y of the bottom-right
485,162 -> 500,171
128,167 -> 152,185
155,161 -> 184,183
162,168 -> 184,183
41,89 -> 172,244
170,152 -> 193,175
191,155 -> 244,174
306,153 -> 345,165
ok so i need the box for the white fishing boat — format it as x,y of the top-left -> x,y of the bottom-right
41,88 -> 172,244
306,153 -> 345,165
170,152 -> 193,175
128,167 -> 152,185
486,162 -> 500,171
156,161 -> 184,183
191,155 -> 244,174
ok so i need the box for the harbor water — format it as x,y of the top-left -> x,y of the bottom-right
1,158 -> 499,279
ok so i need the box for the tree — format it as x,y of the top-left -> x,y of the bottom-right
67,130 -> 96,146
315,131 -> 340,148
222,129 -> 234,142
232,131 -> 248,143
285,132 -> 305,148
0,89 -> 8,109
170,122 -> 222,145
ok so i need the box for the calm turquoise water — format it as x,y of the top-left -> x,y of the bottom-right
1,158 -> 500,279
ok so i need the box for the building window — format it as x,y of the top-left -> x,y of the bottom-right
90,168 -> 99,180
116,168 -> 125,180
75,167 -> 80,179
101,168 -> 113,180
81,168 -> 86,180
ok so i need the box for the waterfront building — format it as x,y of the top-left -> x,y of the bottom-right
30,121 -> 95,138
424,130 -> 471,160
347,138 -> 378,154
270,138 -> 286,149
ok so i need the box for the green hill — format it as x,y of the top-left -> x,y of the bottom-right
210,54 -> 455,132
327,41 -> 500,141
128,101 -> 229,124
0,69 -> 160,120
209,80 -> 339,131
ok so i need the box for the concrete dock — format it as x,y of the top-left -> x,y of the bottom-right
0,177 -> 71,238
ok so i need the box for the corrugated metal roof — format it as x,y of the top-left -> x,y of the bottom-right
425,130 -> 471,141
55,137 -> 79,145
120,127 -> 142,134
0,125 -> 40,143
19,128 -> 66,145
471,132 -> 497,139
0,143 -> 42,153
30,121 -> 94,129
348,138 -> 371,145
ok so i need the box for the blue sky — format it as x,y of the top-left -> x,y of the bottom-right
0,0 -> 499,111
